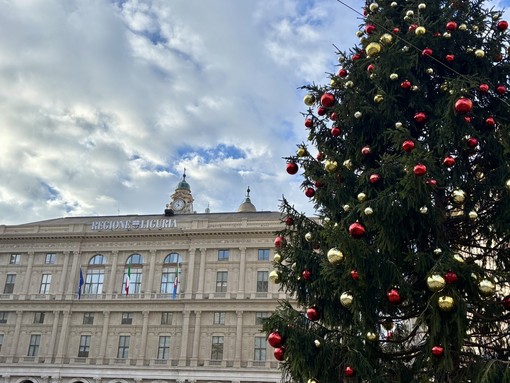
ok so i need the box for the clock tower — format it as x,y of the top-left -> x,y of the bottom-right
166,170 -> 194,215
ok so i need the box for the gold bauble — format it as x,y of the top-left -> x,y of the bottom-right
411,85 -> 419,92
395,121 -> 403,128
443,32 -> 451,38
369,2 -> 379,12
305,232 -> 313,242
369,73 -> 376,80
345,81 -> 354,88
479,279 -> 496,296
415,26 -> 426,35
291,262 -> 297,271
366,42 -> 382,57
340,292 -> 354,307
364,207 -> 374,216
327,248 -> 344,264
419,206 -> 428,214
269,270 -> 280,284
418,3 -> 426,9
296,147 -> 307,157
356,30 -> 364,38
330,78 -> 339,87
304,94 -> 315,106
314,339 -> 321,347
433,248 -> 442,255
406,10 -> 414,17
273,253 -> 282,263
468,211 -> 478,220
357,192 -> 367,202
459,24 -> 467,31
380,33 -> 393,44
472,25 -> 479,32
438,295 -> 455,311
354,111 -> 362,118
505,179 -> 510,191
389,73 -> 399,80
308,379 -> 319,383
325,160 -> 338,173
452,189 -> 467,204
427,274 -> 446,292
374,94 -> 384,103
474,49 -> 485,58
343,159 -> 354,170
426,68 -> 434,75
343,204 -> 351,212
366,332 -> 378,341
453,253 -> 464,263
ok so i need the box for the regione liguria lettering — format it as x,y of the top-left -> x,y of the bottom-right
91,218 -> 177,231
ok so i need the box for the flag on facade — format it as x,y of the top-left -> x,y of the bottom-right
78,268 -> 84,300
125,263 -> 131,296
172,263 -> 179,299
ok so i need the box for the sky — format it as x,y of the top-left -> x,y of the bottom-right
0,0 -> 508,225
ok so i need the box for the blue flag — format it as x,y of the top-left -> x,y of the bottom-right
78,268 -> 84,299
172,263 -> 179,299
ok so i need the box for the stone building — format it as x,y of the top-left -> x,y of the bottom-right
0,174 -> 283,383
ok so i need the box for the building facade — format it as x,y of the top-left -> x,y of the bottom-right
0,176 -> 283,383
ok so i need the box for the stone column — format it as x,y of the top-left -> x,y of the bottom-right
57,252 -> 70,297
137,311 -> 150,365
22,251 -> 35,296
184,248 -> 196,298
196,248 -> 207,298
190,310 -> 201,366
178,310 -> 191,366
238,247 -> 246,298
234,311 -> 243,367
98,311 -> 110,363
146,250 -> 157,295
55,310 -> 71,363
107,251 -> 119,296
8,311 -> 23,362
67,251 -> 80,299
45,311 -> 60,362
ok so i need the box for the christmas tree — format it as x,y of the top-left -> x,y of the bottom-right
264,1 -> 510,382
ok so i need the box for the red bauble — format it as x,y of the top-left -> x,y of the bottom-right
408,24 -> 418,32
496,85 -> 507,95
433,32 -> 442,38
393,27 -> 400,34
352,53 -> 361,61
314,180 -> 324,188
369,173 -> 381,184
274,236 -> 285,248
485,117 -> 496,127
286,162 -> 298,175
444,271 -> 458,284
454,98 -> 473,114
316,152 -> 325,161
285,216 -> 294,226
479,84 -> 489,93
414,112 -> 427,124
350,269 -> 359,280
445,54 -> 455,62
400,80 -> 412,90
446,21 -> 458,31
464,116 -> 471,123
273,347 -> 285,361
422,48 -> 433,57
365,24 -> 376,34
432,346 -> 444,356
497,20 -> 509,31
349,222 -> 366,238
402,140 -> 415,152
503,295 -> 510,310
367,64 -> 375,73
306,307 -> 320,321
331,126 -> 341,137
466,137 -> 478,148
361,146 -> 371,156
443,156 -> 456,167
317,106 -> 326,116
304,118 -> 313,128
268,331 -> 283,348
387,289 -> 401,304
330,112 -> 337,121
320,93 -> 335,107
426,178 -> 438,186
344,366 -> 355,377
302,269 -> 312,281
413,164 -> 427,176
305,187 -> 315,198
338,68 -> 348,77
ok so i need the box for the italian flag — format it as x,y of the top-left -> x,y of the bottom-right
125,263 -> 131,295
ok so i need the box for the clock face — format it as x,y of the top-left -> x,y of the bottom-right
173,199 -> 185,211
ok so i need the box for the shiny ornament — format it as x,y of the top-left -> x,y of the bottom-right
343,159 -> 354,170
305,232 -> 313,242
364,207 -> 374,216
305,187 -> 315,198
496,85 -> 507,95
422,48 -> 433,57
446,21 -> 458,31
452,189 -> 466,204
406,10 -> 414,17
357,193 -> 367,202
286,162 -> 298,175
366,332 -> 378,341
401,80 -> 412,90
317,107 -> 326,116
345,80 -> 354,88
369,173 -> 381,184
443,32 -> 451,38
306,307 -> 320,321
303,94 -> 315,106
413,164 -> 427,176
395,121 -> 403,128
340,292 -> 354,307
414,112 -> 427,123
327,248 -> 344,264
418,3 -> 426,9
268,331 -> 283,348
273,347 -> 285,361
325,160 -> 338,173
343,204 -> 351,212
307,379 -> 318,383
316,152 -> 325,161
304,118 -> 313,128
432,346 -> 444,356
468,211 -> 478,220
459,23 -> 467,31
479,279 -> 496,296
296,147 -> 307,157
426,68 -> 434,75
443,156 -> 456,167
274,236 -> 285,248
426,178 -> 437,187
402,140 -> 415,152
361,146 -> 371,156
453,253 -> 464,263
366,42 -> 382,56
454,98 -> 473,114
374,94 -> 384,103
506,179 -> 510,191
320,93 -> 335,107
338,68 -> 348,77
349,222 -> 366,238
389,73 -> 399,80
354,111 -> 362,119
365,24 -> 376,34
485,117 -> 496,127
390,2 -> 397,7
497,20 -> 509,31
380,33 -> 393,44
269,270 -> 280,284
387,289 -> 401,304
438,295 -> 455,311
427,275 -> 446,292
433,248 -> 442,255
302,269 -> 312,281
474,49 -> 485,58
284,216 -> 294,226
419,206 -> 428,214
369,2 -> 379,12
415,26 -> 426,35
344,367 -> 355,377
314,339 -> 321,348
466,137 -> 478,148
444,272 -> 458,284
445,54 -> 455,62
350,269 -> 359,280
331,126 -> 341,137
408,24 -> 418,32
273,253 -> 282,263
366,64 -> 375,73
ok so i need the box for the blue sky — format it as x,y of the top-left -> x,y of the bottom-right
0,0 -> 506,224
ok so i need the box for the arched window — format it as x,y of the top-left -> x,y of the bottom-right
123,253 -> 143,295
84,254 -> 105,295
161,252 -> 181,297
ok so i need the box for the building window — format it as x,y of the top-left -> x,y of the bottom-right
254,336 -> 267,361
83,312 -> 94,325
39,274 -> 52,294
161,312 -> 172,325
216,271 -> 228,293
117,335 -> 130,359
78,335 -> 91,357
157,336 -> 171,360
213,312 -> 225,325
160,268 -> 179,294
0,334 -> 3,352
258,249 -> 270,261
89,254 -> 105,265
121,313 -> 133,325
0,312 -> 8,324
28,334 -> 41,357
44,253 -> 56,264
123,254 -> 143,294
34,312 -> 45,324
9,254 -> 20,265
255,312 -> 270,325
163,252 -> 182,264
4,274 -> 15,294
217,249 -> 229,261
257,271 -> 269,292
84,269 -> 104,295
211,336 -> 224,360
